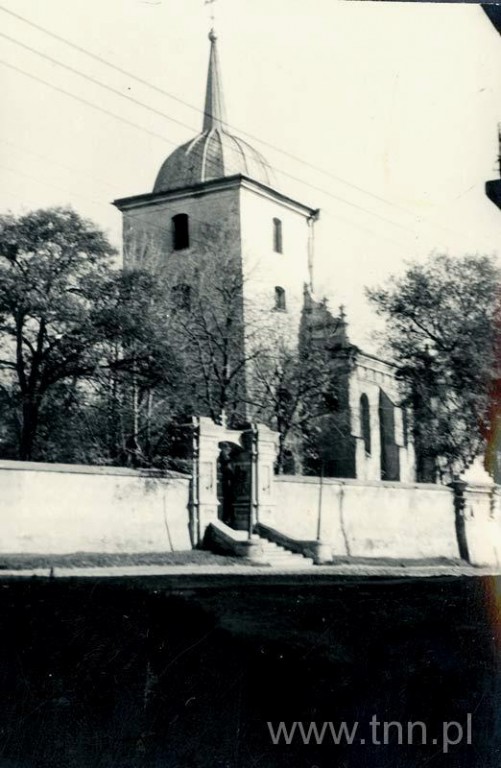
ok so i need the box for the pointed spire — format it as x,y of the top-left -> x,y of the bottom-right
203,28 -> 227,132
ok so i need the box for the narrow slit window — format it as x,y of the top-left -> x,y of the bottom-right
172,213 -> 190,250
273,218 -> 283,253
360,394 -> 371,455
402,406 -> 409,448
274,286 -> 286,311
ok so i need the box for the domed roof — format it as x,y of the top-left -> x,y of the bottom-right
153,128 -> 275,193
153,30 -> 275,194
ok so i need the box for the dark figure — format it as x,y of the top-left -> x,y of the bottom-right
219,444 -> 236,527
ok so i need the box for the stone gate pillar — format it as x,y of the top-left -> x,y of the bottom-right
458,457 -> 501,567
254,424 -> 280,528
191,416 -> 221,545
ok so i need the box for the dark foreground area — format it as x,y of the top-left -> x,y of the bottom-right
0,574 -> 499,767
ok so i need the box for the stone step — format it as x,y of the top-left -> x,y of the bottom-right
264,557 -> 313,569
259,542 -> 294,553
262,553 -> 301,560
259,544 -> 293,554
259,542 -> 304,556
255,536 -> 314,567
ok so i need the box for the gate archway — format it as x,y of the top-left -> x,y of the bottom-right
217,441 -> 247,528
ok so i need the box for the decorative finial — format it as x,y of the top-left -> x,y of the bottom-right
203,13 -> 226,132
205,0 -> 217,26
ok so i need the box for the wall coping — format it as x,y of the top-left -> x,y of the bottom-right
0,459 -> 190,481
463,482 -> 498,494
274,475 -> 451,493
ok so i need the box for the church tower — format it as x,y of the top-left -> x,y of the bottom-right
114,30 -> 319,421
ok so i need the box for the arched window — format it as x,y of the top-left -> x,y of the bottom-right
273,217 -> 283,253
274,286 -> 286,311
172,213 -> 190,250
171,283 -> 191,311
379,389 -> 400,481
360,394 -> 371,455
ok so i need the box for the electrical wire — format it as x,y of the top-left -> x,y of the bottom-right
0,10 -> 464,244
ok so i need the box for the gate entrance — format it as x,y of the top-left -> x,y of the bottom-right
190,417 -> 279,546
217,441 -> 248,529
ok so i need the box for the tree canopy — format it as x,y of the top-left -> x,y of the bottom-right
367,253 -> 500,480
0,207 -> 185,463
0,207 -> 352,473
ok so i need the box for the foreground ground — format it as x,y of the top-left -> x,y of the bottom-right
0,550 -> 490,578
0,550 -> 242,570
0,574 -> 499,767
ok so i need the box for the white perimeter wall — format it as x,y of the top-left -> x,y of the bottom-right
0,461 -> 192,554
273,476 -> 461,560
1,460 -> 500,566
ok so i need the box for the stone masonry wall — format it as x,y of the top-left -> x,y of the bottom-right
0,460 -> 191,554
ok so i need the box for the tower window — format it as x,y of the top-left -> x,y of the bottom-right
274,286 -> 286,311
360,394 -> 371,455
171,284 -> 191,311
172,213 -> 190,250
273,218 -> 283,253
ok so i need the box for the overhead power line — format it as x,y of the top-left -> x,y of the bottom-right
0,3 -> 465,245
0,4 -> 408,214
0,30 -> 198,138
1,151 -> 412,258
0,51 -> 421,240
0,136 -> 119,193
0,121 -> 413,255
0,161 -> 242,253
0,58 -> 172,145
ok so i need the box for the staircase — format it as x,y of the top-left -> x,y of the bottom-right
205,520 -> 315,567
255,536 -> 314,568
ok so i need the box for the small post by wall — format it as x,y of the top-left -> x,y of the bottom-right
248,424 -> 258,540
449,479 -> 470,563
313,463 -> 334,564
190,417 -> 200,546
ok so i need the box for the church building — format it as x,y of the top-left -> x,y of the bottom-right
114,29 -> 415,483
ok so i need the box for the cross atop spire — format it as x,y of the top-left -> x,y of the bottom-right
203,27 -> 227,132
204,0 -> 217,24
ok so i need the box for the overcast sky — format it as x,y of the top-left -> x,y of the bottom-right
1,0 -> 501,349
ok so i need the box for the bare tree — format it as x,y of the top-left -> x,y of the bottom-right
250,340 -> 331,472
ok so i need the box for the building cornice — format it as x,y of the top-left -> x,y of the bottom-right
113,174 -> 318,218
356,349 -> 397,371
353,349 -> 400,385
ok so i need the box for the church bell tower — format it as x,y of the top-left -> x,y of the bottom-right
114,30 -> 319,420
